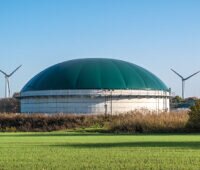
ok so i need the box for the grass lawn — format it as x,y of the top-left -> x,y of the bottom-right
1,131 -> 200,170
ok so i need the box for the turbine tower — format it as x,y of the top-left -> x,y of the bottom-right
0,65 -> 22,98
171,69 -> 200,99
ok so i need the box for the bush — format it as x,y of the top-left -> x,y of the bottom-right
0,98 -> 20,113
186,99 -> 200,131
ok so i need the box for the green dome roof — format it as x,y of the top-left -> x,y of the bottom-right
21,58 -> 168,92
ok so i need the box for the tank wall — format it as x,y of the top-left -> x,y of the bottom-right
21,93 -> 170,114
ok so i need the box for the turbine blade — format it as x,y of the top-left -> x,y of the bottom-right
0,69 -> 8,76
171,69 -> 184,79
185,71 -> 200,80
8,65 -> 22,77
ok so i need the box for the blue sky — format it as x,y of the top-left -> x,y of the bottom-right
0,0 -> 200,98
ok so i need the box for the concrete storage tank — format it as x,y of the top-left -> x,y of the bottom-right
20,58 -> 170,114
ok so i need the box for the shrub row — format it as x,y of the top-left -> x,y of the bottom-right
0,111 -> 189,133
0,113 -> 112,132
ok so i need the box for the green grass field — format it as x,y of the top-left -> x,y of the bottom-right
1,131 -> 200,170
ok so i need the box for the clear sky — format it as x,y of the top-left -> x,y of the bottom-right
0,0 -> 200,98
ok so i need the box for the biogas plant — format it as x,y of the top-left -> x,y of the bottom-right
20,58 -> 170,114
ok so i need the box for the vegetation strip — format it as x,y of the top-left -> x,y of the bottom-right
0,111 -> 189,133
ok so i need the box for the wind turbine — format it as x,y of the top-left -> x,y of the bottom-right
171,69 -> 200,99
0,65 -> 22,98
